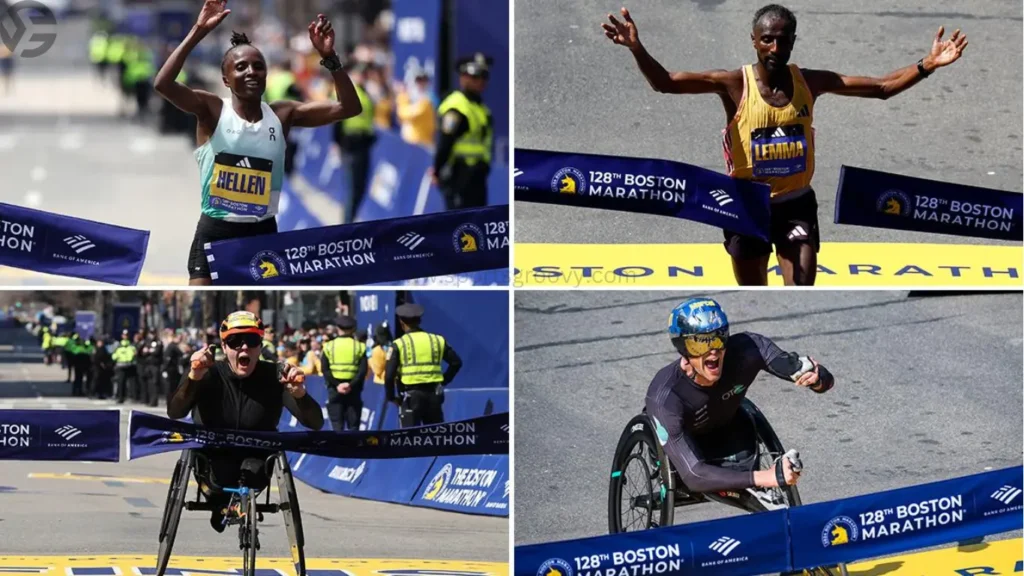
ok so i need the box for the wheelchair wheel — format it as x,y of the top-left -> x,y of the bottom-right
157,450 -> 193,576
608,414 -> 673,533
242,488 -> 258,576
741,399 -> 802,509
275,453 -> 306,576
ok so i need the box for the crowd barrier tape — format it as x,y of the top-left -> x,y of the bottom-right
203,205 -> 509,286
0,410 -> 120,462
128,410 -> 508,461
835,165 -> 1022,241
0,203 -> 149,285
514,466 -> 1023,576
280,377 -> 509,516
514,148 -> 772,242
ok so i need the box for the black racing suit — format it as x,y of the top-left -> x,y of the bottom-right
167,360 -> 324,527
644,332 -> 834,494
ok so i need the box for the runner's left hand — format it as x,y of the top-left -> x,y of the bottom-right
793,357 -> 820,388
928,26 -> 968,68
308,14 -> 336,57
281,364 -> 307,397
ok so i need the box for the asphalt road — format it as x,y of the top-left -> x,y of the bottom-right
513,291 -> 1023,547
0,329 -> 507,561
513,0 -> 1023,246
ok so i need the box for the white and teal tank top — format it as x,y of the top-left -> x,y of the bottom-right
195,98 -> 285,222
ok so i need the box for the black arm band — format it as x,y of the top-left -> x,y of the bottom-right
775,458 -> 787,488
321,52 -> 343,72
916,58 -> 932,78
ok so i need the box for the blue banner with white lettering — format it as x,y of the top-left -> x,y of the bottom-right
514,149 -> 771,241
0,203 -> 149,285
204,205 -> 509,285
788,466 -> 1023,571
357,130 -> 446,223
834,165 -> 1023,241
111,304 -> 140,339
516,509 -> 791,576
455,0 -> 509,167
392,0 -> 442,88
74,311 -> 96,341
0,410 -> 120,462
128,410 -> 509,461
414,455 -> 509,516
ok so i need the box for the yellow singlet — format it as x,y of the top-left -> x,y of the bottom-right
722,64 -> 815,200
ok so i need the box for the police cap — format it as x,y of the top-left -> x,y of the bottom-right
456,52 -> 493,78
337,315 -> 357,330
396,303 -> 425,320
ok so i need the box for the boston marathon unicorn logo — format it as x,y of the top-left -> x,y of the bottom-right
452,224 -> 484,254
259,259 -> 280,279
248,250 -> 287,282
876,190 -> 912,217
550,167 -> 586,195
424,463 -> 453,500
821,516 -> 858,547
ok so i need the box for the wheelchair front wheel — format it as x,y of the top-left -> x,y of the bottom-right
275,453 -> 306,576
608,415 -> 674,533
241,488 -> 259,576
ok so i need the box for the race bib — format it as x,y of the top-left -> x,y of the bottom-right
208,152 -> 273,217
750,124 -> 807,177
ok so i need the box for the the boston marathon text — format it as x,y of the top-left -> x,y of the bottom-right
573,544 -> 684,576
286,238 -> 375,274
0,220 -> 35,253
588,172 -> 686,204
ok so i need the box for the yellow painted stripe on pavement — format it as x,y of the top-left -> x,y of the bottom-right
0,556 -> 508,576
845,537 -> 1021,574
514,242 -> 1023,286
27,473 -> 279,491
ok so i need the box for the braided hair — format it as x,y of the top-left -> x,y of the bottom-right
752,4 -> 796,33
221,31 -> 256,72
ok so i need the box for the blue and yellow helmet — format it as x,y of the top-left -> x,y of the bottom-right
668,298 -> 729,357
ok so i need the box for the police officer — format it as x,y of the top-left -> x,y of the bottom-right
112,334 -> 138,404
65,333 -> 81,386
79,337 -> 95,397
41,327 -> 52,365
144,330 -> 163,407
163,332 -> 184,399
321,316 -> 367,432
334,61 -> 376,222
92,338 -> 114,400
384,303 -> 463,428
89,30 -> 109,80
432,53 -> 494,210
261,327 -> 278,362
51,331 -> 67,369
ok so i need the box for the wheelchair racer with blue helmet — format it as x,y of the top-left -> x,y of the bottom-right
645,297 -> 836,494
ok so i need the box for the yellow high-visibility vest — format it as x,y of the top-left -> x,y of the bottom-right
392,331 -> 446,385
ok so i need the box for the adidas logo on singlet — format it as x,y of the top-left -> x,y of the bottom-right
771,127 -> 787,138
797,104 -> 809,118
236,157 -> 253,169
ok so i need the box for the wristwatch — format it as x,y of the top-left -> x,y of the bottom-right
320,52 -> 343,72
916,58 -> 932,78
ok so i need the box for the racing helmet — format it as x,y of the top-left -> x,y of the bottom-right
668,298 -> 729,358
219,311 -> 266,341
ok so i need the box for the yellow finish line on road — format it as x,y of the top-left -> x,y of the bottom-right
0,556 -> 508,576
514,243 -> 1023,287
845,537 -> 1022,575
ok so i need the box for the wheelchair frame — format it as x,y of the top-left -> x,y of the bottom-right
156,449 -> 306,576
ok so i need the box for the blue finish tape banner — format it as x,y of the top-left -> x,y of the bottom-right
204,205 -> 509,286
834,165 -> 1023,241
515,509 -> 790,576
392,0 -> 442,87
514,149 -> 771,241
127,410 -> 509,460
788,466 -> 1023,571
414,455 -> 509,516
0,410 -> 120,462
0,203 -> 149,285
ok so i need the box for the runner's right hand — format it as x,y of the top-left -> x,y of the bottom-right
189,345 -> 215,379
601,8 -> 640,50
196,0 -> 231,33
781,450 -> 802,486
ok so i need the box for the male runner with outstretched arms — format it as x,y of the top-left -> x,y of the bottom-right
645,298 -> 835,493
602,5 -> 968,286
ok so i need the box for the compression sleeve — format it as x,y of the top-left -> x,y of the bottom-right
750,333 -> 836,393
282,387 -> 325,430
645,385 -> 755,493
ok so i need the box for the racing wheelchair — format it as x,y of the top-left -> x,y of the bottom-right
157,449 -> 306,576
608,398 -> 848,576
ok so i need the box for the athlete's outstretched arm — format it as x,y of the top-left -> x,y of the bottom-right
275,15 -> 361,129
645,385 -> 755,493
153,0 -> 225,120
805,26 -> 967,100
747,332 -> 835,393
601,7 -> 737,95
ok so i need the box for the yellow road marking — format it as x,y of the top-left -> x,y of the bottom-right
845,536 -> 1021,575
0,556 -> 508,576
514,242 -> 1023,286
26,473 -> 278,492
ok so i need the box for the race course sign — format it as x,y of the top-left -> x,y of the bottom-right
204,205 -> 509,285
0,410 -> 120,462
514,148 -> 771,241
834,166 -> 1022,241
128,411 -> 509,460
0,203 -> 149,285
